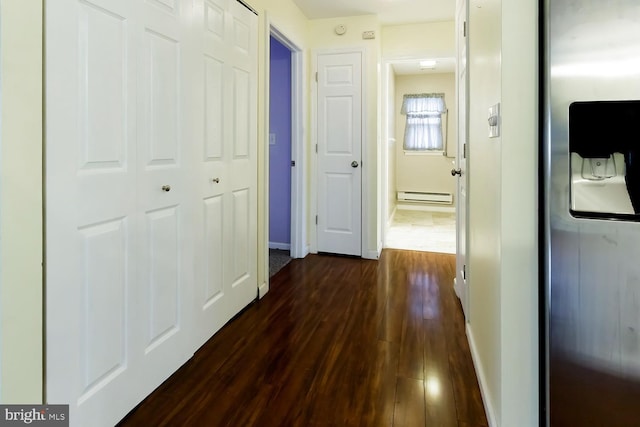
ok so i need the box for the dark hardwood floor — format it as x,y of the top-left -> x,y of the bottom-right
118,249 -> 488,427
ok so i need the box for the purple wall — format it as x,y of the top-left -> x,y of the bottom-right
269,37 -> 292,246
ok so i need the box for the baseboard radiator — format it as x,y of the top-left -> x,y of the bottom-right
397,191 -> 453,204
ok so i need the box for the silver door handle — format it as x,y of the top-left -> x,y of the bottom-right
351,161 -> 359,168
451,169 -> 462,176
162,185 -> 171,192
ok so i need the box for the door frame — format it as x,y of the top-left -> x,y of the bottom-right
310,47 -> 368,257
380,60 -> 395,247
261,15 -> 306,297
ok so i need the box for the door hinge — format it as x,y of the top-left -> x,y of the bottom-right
463,143 -> 467,159
315,144 -> 318,153
463,264 -> 467,280
463,21 -> 467,37
291,160 -> 295,167
315,215 -> 318,225
315,72 -> 318,82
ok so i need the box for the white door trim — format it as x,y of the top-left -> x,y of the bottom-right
261,14 -> 307,298
310,47 -> 368,257
380,61 -> 393,250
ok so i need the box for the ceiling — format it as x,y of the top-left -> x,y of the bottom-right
292,0 -> 455,25
392,57 -> 456,75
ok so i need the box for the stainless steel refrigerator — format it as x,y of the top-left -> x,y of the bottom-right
544,0 -> 640,425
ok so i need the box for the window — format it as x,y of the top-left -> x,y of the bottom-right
401,93 -> 447,152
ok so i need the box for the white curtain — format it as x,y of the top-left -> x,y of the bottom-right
401,94 -> 446,151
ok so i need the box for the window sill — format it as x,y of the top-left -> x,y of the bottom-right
403,150 -> 445,157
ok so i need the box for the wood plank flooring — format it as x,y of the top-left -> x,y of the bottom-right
118,249 -> 488,427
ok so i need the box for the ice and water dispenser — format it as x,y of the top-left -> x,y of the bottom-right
569,101 -> 640,218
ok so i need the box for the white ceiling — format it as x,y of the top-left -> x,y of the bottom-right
392,57 -> 456,75
292,0 -> 455,25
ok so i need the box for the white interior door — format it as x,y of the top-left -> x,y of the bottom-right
454,0 -> 469,318
193,0 -> 258,344
46,2 -> 144,424
316,51 -> 362,256
135,0 -> 196,392
46,0 -> 257,425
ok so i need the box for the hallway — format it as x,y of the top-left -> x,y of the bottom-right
119,250 -> 487,426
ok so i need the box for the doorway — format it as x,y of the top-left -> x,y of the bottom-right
269,36 -> 292,276
264,22 -> 306,287
381,59 -> 458,255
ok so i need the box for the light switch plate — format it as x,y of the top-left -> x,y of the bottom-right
488,103 -> 500,138
269,133 -> 276,145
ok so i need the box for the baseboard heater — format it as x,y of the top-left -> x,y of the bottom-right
397,191 -> 453,204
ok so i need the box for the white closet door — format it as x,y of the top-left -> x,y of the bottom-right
193,0 -> 258,343
46,0 -> 195,425
135,0 -> 196,392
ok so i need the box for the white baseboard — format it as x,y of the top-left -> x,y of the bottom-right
467,324 -> 498,427
269,241 -> 291,250
397,203 -> 455,213
258,281 -> 269,299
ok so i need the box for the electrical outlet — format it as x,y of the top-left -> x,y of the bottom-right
362,31 -> 375,40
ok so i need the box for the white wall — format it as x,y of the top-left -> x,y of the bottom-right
0,0 -> 43,403
394,73 -> 457,205
466,0 -> 539,424
385,64 -> 397,223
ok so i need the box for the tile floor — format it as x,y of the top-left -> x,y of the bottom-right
385,209 -> 456,254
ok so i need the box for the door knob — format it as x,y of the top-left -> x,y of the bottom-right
351,161 -> 359,168
162,185 -> 171,192
451,168 -> 462,176
212,178 -> 220,183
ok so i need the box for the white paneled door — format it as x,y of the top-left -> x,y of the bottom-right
193,0 -> 258,344
454,0 -> 469,318
316,51 -> 363,256
45,0 -> 257,425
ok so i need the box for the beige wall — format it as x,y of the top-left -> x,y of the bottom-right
468,0 -> 503,419
382,21 -> 455,59
394,73 -> 457,204
308,14 -> 382,258
467,0 -> 539,424
0,0 -> 44,403
499,0 -> 538,423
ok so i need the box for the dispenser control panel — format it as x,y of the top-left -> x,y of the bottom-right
569,101 -> 640,220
